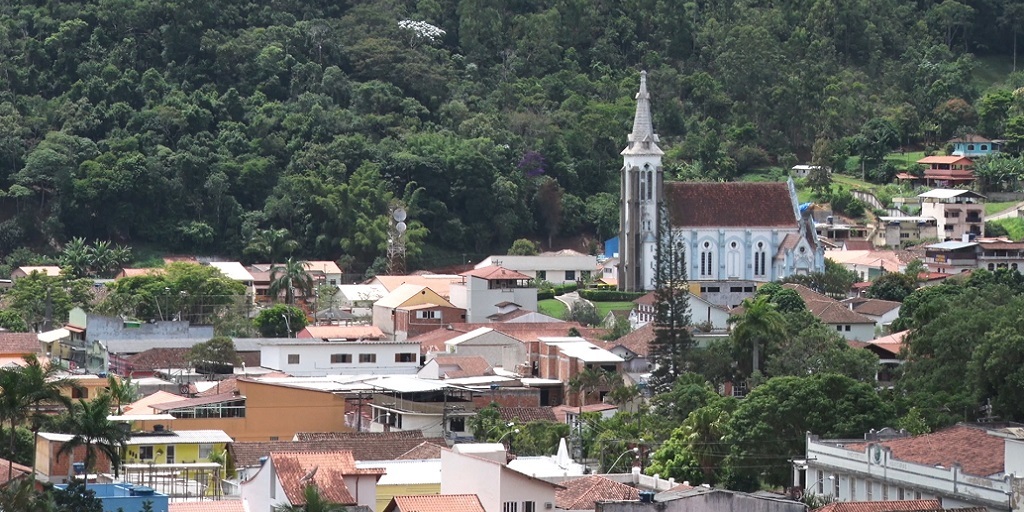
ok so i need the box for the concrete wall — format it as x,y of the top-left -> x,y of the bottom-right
87,315 -> 214,341
441,450 -> 556,512
598,493 -> 805,512
445,331 -> 528,371
450,279 -> 539,323
829,323 -> 876,342
260,341 -> 420,376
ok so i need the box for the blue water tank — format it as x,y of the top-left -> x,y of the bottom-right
131,486 -> 155,496
72,462 -> 85,475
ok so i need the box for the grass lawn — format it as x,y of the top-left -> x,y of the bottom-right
592,301 -> 636,319
986,201 -> 1020,216
538,299 -> 567,319
831,174 -> 878,192
990,218 -> 1024,240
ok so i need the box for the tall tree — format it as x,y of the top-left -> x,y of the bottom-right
270,258 -> 315,305
55,395 -> 129,489
729,296 -> 786,378
649,204 -> 694,391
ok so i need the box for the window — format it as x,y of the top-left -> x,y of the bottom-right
503,502 -> 518,512
867,480 -> 873,500
897,488 -> 905,500
359,354 -> 377,363
851,477 -> 857,500
882,483 -> 889,501
836,325 -> 843,332
833,474 -> 840,497
199,444 -> 214,460
331,354 -> 352,364
416,310 -> 439,319
730,286 -> 742,292
646,170 -> 653,200
967,144 -> 975,150
914,490 -> 922,500
565,270 -> 576,281
754,242 -> 767,276
981,144 -> 988,150
72,387 -> 88,399
743,286 -> 754,292
166,445 -> 175,464
700,242 -> 713,277
139,446 -> 154,460
523,502 -> 536,512
816,470 -> 824,494
844,325 -> 851,332
287,354 -> 300,364
537,270 -> 546,281
450,417 -> 466,432
394,353 -> 416,363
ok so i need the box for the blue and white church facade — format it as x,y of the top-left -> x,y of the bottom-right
618,72 -> 825,296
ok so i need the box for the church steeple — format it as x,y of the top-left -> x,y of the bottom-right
621,71 -> 663,156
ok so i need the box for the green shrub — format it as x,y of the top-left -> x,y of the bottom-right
579,290 -> 645,301
537,290 -> 555,300
553,283 -> 578,295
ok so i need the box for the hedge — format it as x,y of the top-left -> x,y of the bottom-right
553,283 -> 578,295
537,290 -> 555,301
578,289 -> 645,301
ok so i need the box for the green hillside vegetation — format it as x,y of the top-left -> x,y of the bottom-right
0,0 -> 1022,273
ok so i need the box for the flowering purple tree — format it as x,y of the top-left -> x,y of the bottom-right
518,150 -> 546,178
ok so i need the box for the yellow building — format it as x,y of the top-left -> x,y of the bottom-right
36,428 -> 231,485
60,374 -> 115,401
357,459 -> 442,512
134,378 -> 349,441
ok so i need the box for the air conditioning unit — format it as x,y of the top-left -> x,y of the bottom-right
544,503 -> 553,509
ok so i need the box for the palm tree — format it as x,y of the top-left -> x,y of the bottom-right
679,402 -> 732,484
567,367 -> 614,408
272,484 -> 347,512
729,295 -> 787,376
103,375 -> 138,415
56,395 -> 129,489
0,355 -> 74,481
0,478 -> 56,512
269,258 -> 314,305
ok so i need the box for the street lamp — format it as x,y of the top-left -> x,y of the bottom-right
281,313 -> 292,338
608,447 -> 639,473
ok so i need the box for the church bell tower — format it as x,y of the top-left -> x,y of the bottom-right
618,71 -> 664,292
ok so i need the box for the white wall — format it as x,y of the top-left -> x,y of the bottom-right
828,323 -> 876,342
441,450 -> 557,512
259,342 -> 420,376
343,475 -> 378,509
449,278 -> 539,323
445,331 -> 527,371
476,255 -> 598,285
240,458 -> 287,511
804,437 -> 1014,510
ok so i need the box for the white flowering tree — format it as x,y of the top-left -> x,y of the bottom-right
398,19 -> 445,48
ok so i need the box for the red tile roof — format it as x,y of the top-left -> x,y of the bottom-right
0,333 -> 41,355
271,450 -> 385,505
844,425 -> 1005,477
611,322 -> 654,357
431,355 -> 494,378
411,322 -> 606,355
125,347 -> 191,371
233,431 -> 446,467
813,499 -> 942,512
782,284 -> 875,324
0,457 -> 32,486
461,265 -> 532,281
556,475 -> 639,510
633,292 -> 656,306
664,182 -> 798,228
843,240 -> 874,251
196,377 -> 239,397
395,441 -> 444,460
499,407 -> 558,423
844,298 -> 902,317
948,134 -> 991,143
386,494 -> 486,512
169,501 -> 245,512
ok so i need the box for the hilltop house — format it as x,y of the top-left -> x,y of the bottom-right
919,189 -> 985,242
913,156 -> 975,187
240,450 -> 384,511
781,284 -> 876,341
949,134 -> 1001,157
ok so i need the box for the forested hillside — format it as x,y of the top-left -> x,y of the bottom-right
0,0 -> 1020,273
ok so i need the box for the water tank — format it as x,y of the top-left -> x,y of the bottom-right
259,456 -> 269,466
72,462 -> 85,475
131,486 -> 155,496
153,424 -> 165,432
638,491 -> 655,503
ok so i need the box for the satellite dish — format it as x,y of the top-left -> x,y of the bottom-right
396,221 -> 407,233
392,208 -> 407,222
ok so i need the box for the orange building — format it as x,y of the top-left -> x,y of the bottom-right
133,378 -> 348,441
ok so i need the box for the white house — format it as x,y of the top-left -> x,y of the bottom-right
918,188 -> 986,242
336,284 -> 388,317
791,164 -> 829,178
259,339 -> 420,377
207,261 -> 255,287
437,327 -> 528,373
782,284 -> 876,341
475,251 -> 598,285
240,450 -> 384,511
629,291 -> 729,331
618,71 -> 824,291
441,445 -> 562,512
841,298 -> 901,332
798,425 -> 1024,511
367,377 -> 476,439
449,266 -> 538,323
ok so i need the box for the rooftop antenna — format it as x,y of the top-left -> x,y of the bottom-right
387,204 -> 409,275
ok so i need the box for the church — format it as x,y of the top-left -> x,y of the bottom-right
617,72 -> 824,301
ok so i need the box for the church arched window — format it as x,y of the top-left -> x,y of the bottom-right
753,241 -> 767,277
727,241 -> 741,278
647,170 -> 653,200
639,170 -> 646,201
700,241 -> 714,278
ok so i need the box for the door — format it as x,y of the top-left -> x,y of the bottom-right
166,445 -> 175,464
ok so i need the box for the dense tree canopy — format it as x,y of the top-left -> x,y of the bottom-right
0,0 -> 1017,272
